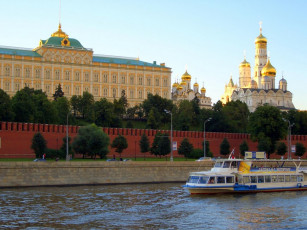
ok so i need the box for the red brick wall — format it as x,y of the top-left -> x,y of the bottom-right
1,121 -> 307,159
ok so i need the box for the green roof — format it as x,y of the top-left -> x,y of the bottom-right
42,37 -> 85,49
0,46 -> 41,57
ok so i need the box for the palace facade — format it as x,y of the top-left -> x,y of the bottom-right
171,70 -> 212,109
0,24 -> 171,106
221,25 -> 295,112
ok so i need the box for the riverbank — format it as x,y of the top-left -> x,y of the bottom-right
0,161 -> 214,188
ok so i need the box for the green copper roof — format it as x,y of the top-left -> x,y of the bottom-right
93,55 -> 168,68
0,46 -> 41,57
42,37 -> 85,49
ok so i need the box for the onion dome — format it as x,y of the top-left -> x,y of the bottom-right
51,23 -> 68,38
200,87 -> 206,93
255,33 -> 267,44
193,82 -> 199,87
250,80 -> 258,88
177,85 -> 183,90
180,81 -> 187,86
279,78 -> 287,84
261,59 -> 276,77
172,82 -> 179,88
181,70 -> 191,81
240,58 -> 250,68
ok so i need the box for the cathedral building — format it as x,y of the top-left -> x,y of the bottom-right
221,25 -> 295,112
172,70 -> 212,109
0,24 -> 171,107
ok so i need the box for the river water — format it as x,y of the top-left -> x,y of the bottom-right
1,183 -> 307,229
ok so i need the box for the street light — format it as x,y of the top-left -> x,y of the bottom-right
164,109 -> 173,162
204,117 -> 212,158
283,118 -> 294,159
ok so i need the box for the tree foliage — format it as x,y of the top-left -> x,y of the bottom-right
248,104 -> 287,158
53,84 -> 64,101
111,135 -> 128,157
239,140 -> 249,156
72,124 -> 110,159
31,132 -> 47,158
150,132 -> 170,158
276,142 -> 287,156
295,142 -> 306,157
220,138 -> 230,156
178,138 -> 194,159
139,133 -> 150,154
0,89 -> 14,121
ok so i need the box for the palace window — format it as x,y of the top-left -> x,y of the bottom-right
45,84 -> 51,94
112,88 -> 117,97
14,82 -> 20,91
84,87 -> 89,92
112,74 -> 117,83
15,67 -> 21,77
121,75 -> 125,84
4,82 -> 10,91
84,72 -> 90,82
147,77 -> 151,86
55,70 -> 60,80
65,71 -> 70,81
45,69 -> 51,79
103,74 -> 108,83
130,90 -> 134,98
94,73 -> 99,82
35,83 -> 41,90
138,76 -> 143,85
103,88 -> 108,97
93,87 -> 99,96
64,85 -> 70,95
35,69 -> 41,79
163,79 -> 168,87
138,90 -> 143,99
25,68 -> 31,78
130,76 -> 134,84
75,72 -> 80,81
5,66 -> 10,76
163,92 -> 168,98
155,78 -> 159,86
75,86 -> 80,95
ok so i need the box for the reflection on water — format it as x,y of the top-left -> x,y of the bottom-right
0,184 -> 307,229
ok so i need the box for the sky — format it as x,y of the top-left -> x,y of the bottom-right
0,0 -> 306,110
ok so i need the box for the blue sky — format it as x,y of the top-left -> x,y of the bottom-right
0,0 -> 306,110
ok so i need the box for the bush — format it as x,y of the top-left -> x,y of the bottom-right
45,148 -> 66,159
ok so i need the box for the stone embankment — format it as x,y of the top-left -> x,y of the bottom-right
0,161 -> 214,188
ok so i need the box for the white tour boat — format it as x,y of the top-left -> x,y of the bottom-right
184,151 -> 307,194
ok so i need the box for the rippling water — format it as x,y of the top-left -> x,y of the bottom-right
1,183 -> 307,229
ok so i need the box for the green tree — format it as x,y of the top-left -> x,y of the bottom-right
0,89 -> 14,121
295,142 -> 306,157
12,87 -> 36,122
257,134 -> 271,154
147,108 -> 159,129
248,104 -> 287,158
111,135 -> 128,158
173,100 -> 193,131
93,98 -> 115,127
209,101 -> 231,132
150,132 -> 162,157
31,132 -> 47,158
53,97 -> 71,125
80,91 -> 95,121
72,124 -> 110,159
114,90 -> 128,118
33,91 -> 57,124
139,133 -> 150,159
158,133 -> 171,159
178,138 -> 194,159
53,84 -> 64,101
59,136 -> 74,159
220,138 -> 230,156
276,142 -> 287,156
239,140 -> 249,156
70,95 -> 82,117
126,121 -> 134,128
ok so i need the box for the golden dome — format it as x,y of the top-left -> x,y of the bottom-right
201,87 -> 206,93
255,33 -> 267,44
177,85 -> 183,90
172,82 -> 179,88
180,81 -> 187,86
51,23 -> 68,38
261,59 -> 276,77
181,70 -> 191,80
193,82 -> 199,87
240,58 -> 250,68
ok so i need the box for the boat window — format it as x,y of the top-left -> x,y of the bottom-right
223,161 -> 230,168
208,177 -> 215,184
199,176 -> 209,184
290,175 -> 297,182
272,175 -> 278,182
243,176 -> 250,184
217,176 -> 225,183
250,176 -> 257,183
258,176 -> 264,183
285,175 -> 290,182
231,161 -> 237,168
188,176 -> 200,184
214,162 -> 222,168
226,176 -> 234,183
238,176 -> 243,184
265,175 -> 271,183
298,175 -> 303,182
278,175 -> 284,182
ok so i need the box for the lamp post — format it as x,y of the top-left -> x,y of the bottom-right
66,112 -> 70,161
283,118 -> 294,159
164,109 -> 173,162
204,118 -> 212,158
